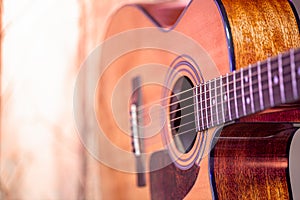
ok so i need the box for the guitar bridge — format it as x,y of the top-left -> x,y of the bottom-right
130,76 -> 146,187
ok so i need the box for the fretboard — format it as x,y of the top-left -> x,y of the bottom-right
194,48 -> 300,132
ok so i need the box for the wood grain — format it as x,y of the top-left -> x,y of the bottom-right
211,123 -> 298,200
221,0 -> 300,70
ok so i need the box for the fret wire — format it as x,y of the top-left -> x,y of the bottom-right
193,63 -> 290,104
220,77 -> 225,123
267,57 -> 274,106
240,68 -> 246,116
249,65 -> 255,113
233,71 -> 239,118
194,86 -> 201,131
278,53 -> 286,103
199,76 -> 297,125
214,78 -> 219,124
291,49 -> 298,99
242,67 -> 251,114
201,85 -> 206,130
199,85 -> 205,130
209,80 -> 214,127
226,74 -> 232,120
208,74 -> 291,114
257,61 -> 264,110
204,82 -> 209,128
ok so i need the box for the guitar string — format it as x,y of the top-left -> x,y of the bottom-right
143,96 -> 294,139
170,120 -> 196,131
136,50 -> 300,112
137,64 -> 299,120
139,73 -> 298,131
137,76 -> 299,135
138,69 -> 299,130
171,75 -> 298,136
137,64 -> 298,116
130,50 -> 300,139
139,69 -> 279,120
170,75 -> 297,125
137,57 -> 300,118
138,54 -> 300,112
170,79 -> 288,125
135,53 -> 300,136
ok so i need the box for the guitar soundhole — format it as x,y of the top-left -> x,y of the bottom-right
169,76 -> 197,153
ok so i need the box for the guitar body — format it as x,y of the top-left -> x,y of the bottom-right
150,123 -> 300,200
96,0 -> 300,199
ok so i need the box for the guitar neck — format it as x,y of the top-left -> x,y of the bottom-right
194,48 -> 300,131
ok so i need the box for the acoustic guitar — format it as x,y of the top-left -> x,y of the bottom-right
95,0 -> 300,199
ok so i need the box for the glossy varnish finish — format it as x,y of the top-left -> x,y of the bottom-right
221,0 -> 300,70
209,2 -> 300,198
211,123 -> 298,200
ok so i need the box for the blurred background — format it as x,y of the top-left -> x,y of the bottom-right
1,0 -> 148,199
0,0 -> 300,199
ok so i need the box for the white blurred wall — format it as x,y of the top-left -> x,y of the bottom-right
1,0 -> 81,199
0,0 -> 154,199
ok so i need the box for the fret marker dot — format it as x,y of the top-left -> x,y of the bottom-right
273,75 -> 279,85
244,76 -> 249,83
246,97 -> 251,105
224,95 -> 227,101
212,99 -> 215,105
